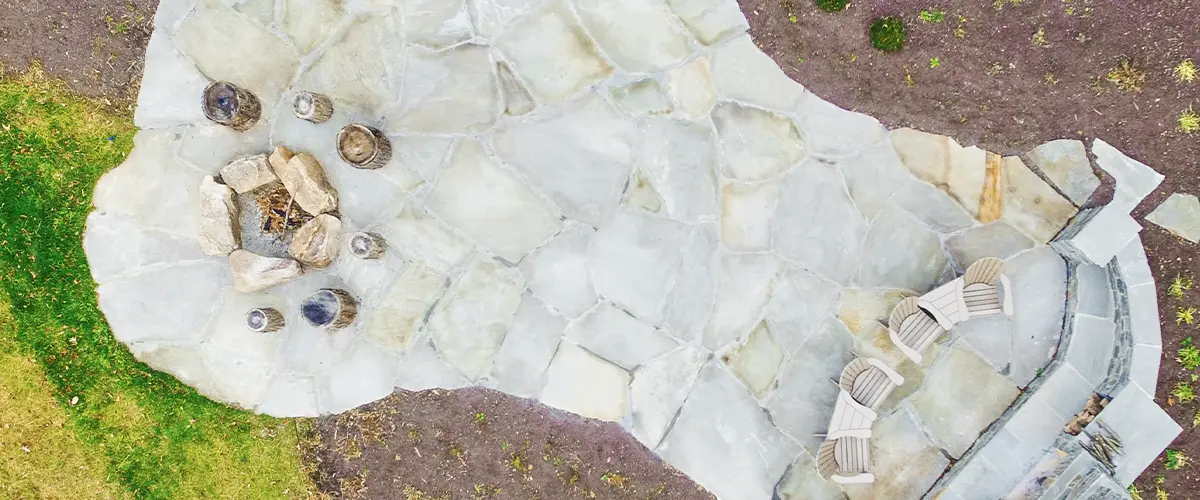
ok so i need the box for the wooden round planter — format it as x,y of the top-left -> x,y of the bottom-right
349,232 -> 387,259
292,91 -> 334,123
202,81 -> 261,131
300,289 -> 358,330
336,124 -> 392,170
246,308 -> 285,333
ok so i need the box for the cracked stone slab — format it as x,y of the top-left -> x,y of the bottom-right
1024,139 -> 1100,206
1146,192 -> 1200,243
910,344 -> 1019,459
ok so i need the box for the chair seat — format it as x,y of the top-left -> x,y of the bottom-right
835,437 -> 871,473
852,369 -> 893,410
899,313 -> 943,353
963,282 -> 1002,317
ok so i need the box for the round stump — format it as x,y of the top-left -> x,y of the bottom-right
292,91 -> 334,123
349,232 -> 387,259
301,289 -> 358,330
246,308 -> 285,333
337,124 -> 392,170
202,81 -> 261,131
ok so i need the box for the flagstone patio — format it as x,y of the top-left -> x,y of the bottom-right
85,0 -> 1179,498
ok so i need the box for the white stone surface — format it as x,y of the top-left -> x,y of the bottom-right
493,94 -> 637,225
629,345 -> 707,448
539,341 -> 631,422
426,140 -> 562,261
774,159 -> 864,284
136,29 -> 210,129
565,302 -> 678,370
573,0 -> 692,73
279,0 -> 344,55
98,262 -> 227,345
640,117 -> 720,222
609,79 -> 673,117
702,252 -> 784,351
658,362 -> 799,500
428,256 -> 524,380
402,0 -> 474,50
387,45 -> 499,134
229,249 -> 303,293
1146,192 -> 1200,243
665,0 -> 749,46
588,209 -> 690,324
711,35 -> 806,112
666,56 -> 716,120
298,14 -> 404,115
713,102 -> 805,182
518,223 -> 597,318
720,180 -> 778,251
486,295 -> 566,397
363,263 -> 446,351
494,1 -> 613,104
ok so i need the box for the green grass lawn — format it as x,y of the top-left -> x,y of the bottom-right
0,68 -> 318,499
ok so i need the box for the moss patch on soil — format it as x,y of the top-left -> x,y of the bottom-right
0,67 -> 318,500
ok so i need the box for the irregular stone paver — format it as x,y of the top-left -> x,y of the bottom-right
91,0 -> 1171,497
1024,139 -> 1100,206
910,344 -> 1019,459
1146,192 -> 1200,243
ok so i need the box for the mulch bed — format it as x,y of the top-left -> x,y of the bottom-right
303,388 -> 713,500
0,0 -> 156,105
739,0 -> 1199,495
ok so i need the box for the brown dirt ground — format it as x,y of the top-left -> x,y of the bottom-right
303,388 -> 713,500
0,0 -> 155,106
740,0 -> 1200,495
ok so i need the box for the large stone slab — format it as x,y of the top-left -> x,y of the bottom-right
711,35 -> 806,112
427,256 -> 524,380
387,45 -> 500,134
426,140 -> 562,262
518,222 -> 597,318
588,209 -> 690,324
608,79 -> 672,117
855,203 -> 948,292
135,30 -> 210,129
539,341 -> 631,422
1146,192 -> 1200,243
375,200 -> 475,274
720,180 -> 779,251
999,156 -> 1078,244
297,14 -> 404,115
466,0 -> 545,39
722,321 -> 785,398
485,295 -> 566,398
279,0 -> 344,54
494,1 -> 613,104
639,118 -> 720,223
130,342 -> 229,405
891,128 -> 988,218
775,452 -> 850,500
712,102 -> 806,182
402,0 -> 474,50
363,263 -> 447,351
175,0 -> 299,108
1092,138 -> 1164,206
318,340 -> 398,414
1006,246 -> 1068,387
665,0 -> 748,45
657,363 -> 800,500
199,287 -> 283,408
573,0 -> 692,73
795,95 -> 886,158
565,303 -> 678,370
666,56 -> 716,120
774,159 -> 865,284
944,222 -> 1035,270
662,224 -> 719,342
766,319 -> 855,455
841,409 -> 950,500
93,131 -> 202,237
910,344 -> 1019,458
702,252 -> 784,351
493,94 -> 637,225
629,345 -> 708,448
84,213 -> 209,284
762,266 -> 841,354
98,262 -> 227,345
1091,383 -> 1183,485
1024,139 -> 1100,206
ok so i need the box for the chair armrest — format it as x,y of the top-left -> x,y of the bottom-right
999,274 -> 1014,316
888,327 -> 924,364
828,428 -> 873,440
832,473 -> 876,485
